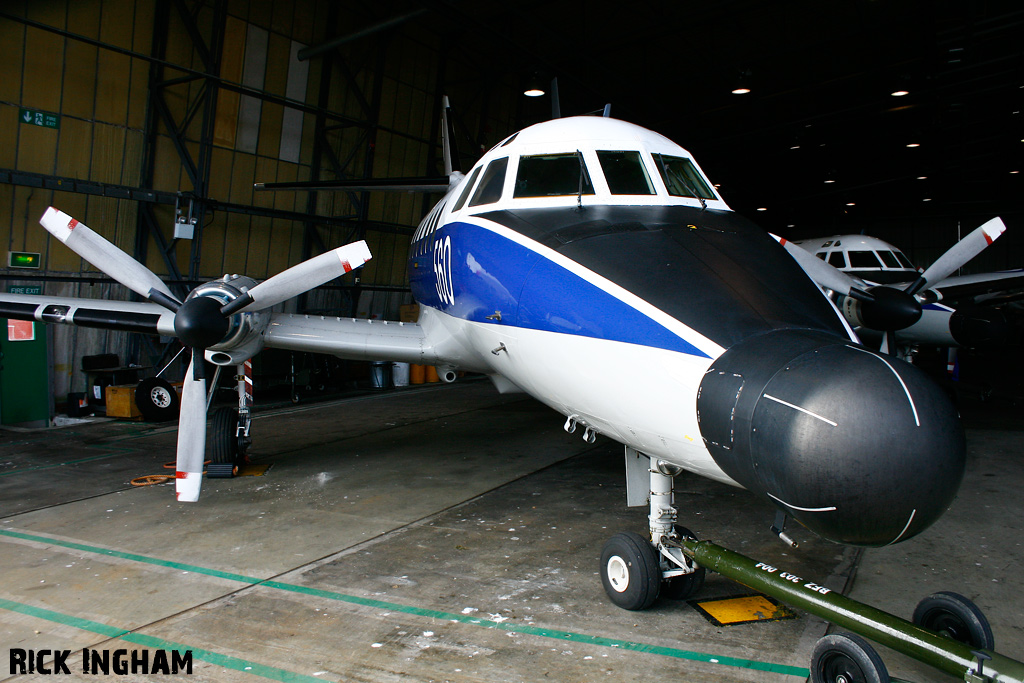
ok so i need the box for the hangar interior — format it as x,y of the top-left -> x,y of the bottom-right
1,2 -> 1023,683
1,0 -> 1022,419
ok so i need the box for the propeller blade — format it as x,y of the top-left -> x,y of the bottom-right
221,240 -> 372,315
906,217 -> 1006,296
175,353 -> 208,502
40,207 -> 182,310
777,236 -> 873,300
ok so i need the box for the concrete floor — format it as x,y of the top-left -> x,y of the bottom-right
0,380 -> 1021,682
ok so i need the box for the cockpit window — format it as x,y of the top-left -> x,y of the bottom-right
894,251 -> 915,269
848,250 -> 883,268
452,166 -> 482,212
827,251 -> 846,268
513,153 -> 595,198
596,151 -> 655,195
878,250 -> 901,268
469,157 -> 509,207
651,153 -> 716,199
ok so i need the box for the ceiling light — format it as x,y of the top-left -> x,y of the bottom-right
756,207 -> 767,211
1011,170 -> 1020,175
891,89 -> 910,97
906,142 -> 921,148
917,176 -> 927,180
732,70 -> 752,95
846,202 -> 856,206
523,74 -> 545,97
923,198 -> 932,202
824,179 -> 836,184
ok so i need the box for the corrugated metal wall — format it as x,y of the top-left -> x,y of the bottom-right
0,0 -> 523,404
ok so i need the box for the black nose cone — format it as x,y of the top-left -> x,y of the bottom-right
174,295 -> 229,348
697,330 -> 965,546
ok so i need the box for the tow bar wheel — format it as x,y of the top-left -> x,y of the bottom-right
810,633 -> 889,683
912,591 -> 994,650
600,531 -> 660,611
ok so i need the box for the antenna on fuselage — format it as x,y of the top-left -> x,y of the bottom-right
602,103 -> 612,117
551,77 -> 561,119
442,95 -> 461,175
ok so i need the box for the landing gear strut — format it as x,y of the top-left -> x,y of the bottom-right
206,361 -> 253,478
600,449 -> 704,609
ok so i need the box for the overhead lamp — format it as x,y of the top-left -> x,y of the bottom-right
891,73 -> 911,97
846,202 -> 856,206
756,207 -> 767,211
523,74 -> 545,97
732,70 -> 752,95
906,142 -> 921,148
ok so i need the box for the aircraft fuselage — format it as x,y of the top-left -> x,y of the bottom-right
405,117 -> 965,547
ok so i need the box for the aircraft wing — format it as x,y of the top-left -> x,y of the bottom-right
263,313 -> 434,363
926,269 -> 1024,305
0,292 -> 435,364
0,293 -> 176,334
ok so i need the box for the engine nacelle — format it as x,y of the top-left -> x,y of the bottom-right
185,275 -> 270,362
840,286 -> 922,331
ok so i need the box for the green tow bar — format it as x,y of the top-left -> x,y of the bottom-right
678,538 -> 1024,683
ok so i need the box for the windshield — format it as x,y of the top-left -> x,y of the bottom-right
894,251 -> 915,269
514,153 -> 595,198
848,250 -> 883,268
652,153 -> 716,199
597,150 -> 655,195
878,251 -> 901,268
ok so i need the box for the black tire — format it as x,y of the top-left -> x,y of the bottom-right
912,591 -> 994,650
810,633 -> 889,683
210,407 -> 243,469
135,377 -> 180,421
661,526 -> 706,600
600,532 -> 661,611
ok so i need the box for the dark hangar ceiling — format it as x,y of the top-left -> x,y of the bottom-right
402,0 -> 1024,253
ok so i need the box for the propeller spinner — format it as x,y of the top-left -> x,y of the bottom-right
39,207 -> 371,502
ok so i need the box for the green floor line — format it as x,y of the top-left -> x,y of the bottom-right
0,597 -> 333,683
0,528 -> 810,678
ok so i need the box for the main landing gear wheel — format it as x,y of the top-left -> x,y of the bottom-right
810,633 -> 890,683
660,526 -> 706,601
135,377 -> 180,422
207,407 -> 246,478
600,532 -> 661,611
912,591 -> 994,650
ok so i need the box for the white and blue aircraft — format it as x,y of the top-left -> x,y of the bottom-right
789,232 -> 1022,354
0,113 -> 977,610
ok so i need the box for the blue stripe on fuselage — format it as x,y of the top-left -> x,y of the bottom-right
409,221 -> 709,358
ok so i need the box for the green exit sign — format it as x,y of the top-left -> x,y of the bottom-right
8,251 -> 41,269
19,107 -> 60,129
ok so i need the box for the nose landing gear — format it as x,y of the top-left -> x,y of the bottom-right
599,447 -> 1024,683
599,449 -> 705,610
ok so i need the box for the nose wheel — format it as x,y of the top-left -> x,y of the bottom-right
600,452 -> 705,610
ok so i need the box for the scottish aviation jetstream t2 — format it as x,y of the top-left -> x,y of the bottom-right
0,115 -> 969,610
789,231 -> 1022,353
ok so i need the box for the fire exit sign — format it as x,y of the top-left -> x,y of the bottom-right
19,108 -> 60,129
